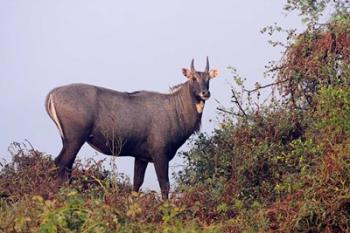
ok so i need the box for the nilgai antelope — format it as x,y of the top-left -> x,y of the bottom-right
46,58 -> 219,199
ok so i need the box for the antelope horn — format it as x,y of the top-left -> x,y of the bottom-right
205,56 -> 209,72
191,58 -> 195,71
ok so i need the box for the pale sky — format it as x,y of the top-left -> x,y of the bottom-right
0,1 -> 302,191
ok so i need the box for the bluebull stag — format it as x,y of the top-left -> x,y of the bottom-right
45,58 -> 219,199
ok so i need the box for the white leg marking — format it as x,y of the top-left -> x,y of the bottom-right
48,94 -> 64,139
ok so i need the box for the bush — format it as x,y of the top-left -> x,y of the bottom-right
0,143 -> 236,233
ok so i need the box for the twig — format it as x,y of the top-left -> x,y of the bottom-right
24,139 -> 34,150
265,65 -> 285,73
231,90 -> 248,118
244,79 -> 289,94
216,107 -> 234,115
91,175 -> 107,193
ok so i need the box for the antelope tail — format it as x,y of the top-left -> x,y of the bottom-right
45,93 -> 64,139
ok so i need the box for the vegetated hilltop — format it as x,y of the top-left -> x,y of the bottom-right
2,3 -> 350,233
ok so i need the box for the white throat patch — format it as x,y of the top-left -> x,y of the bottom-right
195,101 -> 205,114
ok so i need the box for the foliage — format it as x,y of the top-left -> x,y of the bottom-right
0,144 -> 236,233
175,4 -> 350,233
276,11 -> 350,109
283,0 -> 350,27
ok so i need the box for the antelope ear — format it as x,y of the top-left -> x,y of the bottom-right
182,68 -> 193,79
209,69 -> 219,79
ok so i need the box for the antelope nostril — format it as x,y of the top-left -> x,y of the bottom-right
202,91 -> 210,98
